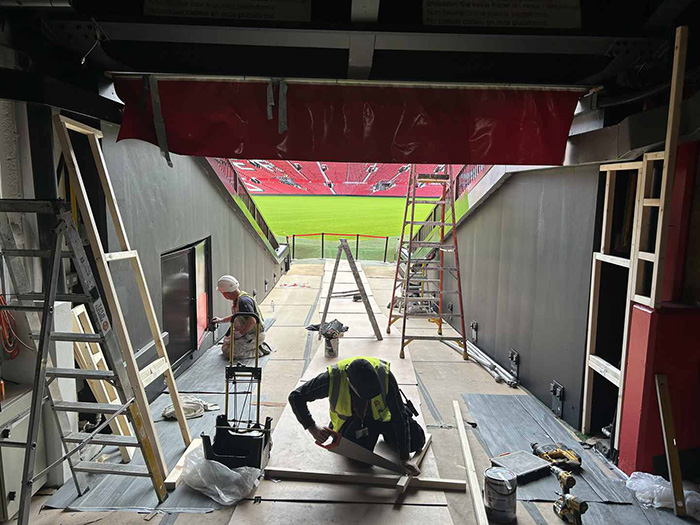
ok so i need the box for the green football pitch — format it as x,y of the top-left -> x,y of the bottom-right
253,195 -> 467,261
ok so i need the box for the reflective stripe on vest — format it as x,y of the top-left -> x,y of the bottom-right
327,356 -> 391,430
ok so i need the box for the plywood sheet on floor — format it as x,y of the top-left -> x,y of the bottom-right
264,326 -> 309,360
324,259 -> 353,272
362,263 -> 396,278
259,385 -> 444,505
260,359 -> 306,404
365,277 -> 397,290
317,298 -> 382,314
231,501 -> 452,524
260,286 -> 320,305
301,338 -> 416,385
260,304 -> 310,326
277,274 -> 321,289
287,263 -> 325,276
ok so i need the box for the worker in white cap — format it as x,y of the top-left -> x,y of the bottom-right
213,275 -> 270,359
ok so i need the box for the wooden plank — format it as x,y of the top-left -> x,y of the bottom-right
599,161 -> 643,172
638,251 -> 657,262
72,306 -> 134,462
645,151 -> 666,161
594,252 -> 630,268
601,171 -> 617,254
397,434 -> 432,493
53,113 -> 169,497
655,374 -> 687,516
165,437 -> 202,491
264,467 -> 466,491
104,250 -> 138,262
651,26 -> 688,308
59,115 -> 103,138
86,131 -> 191,448
643,198 -> 661,207
633,294 -> 653,307
588,355 -> 621,387
139,357 -> 169,386
453,400 -> 489,525
582,257 -> 601,433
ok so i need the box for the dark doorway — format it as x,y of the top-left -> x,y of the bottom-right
161,247 -> 195,367
161,238 -> 213,371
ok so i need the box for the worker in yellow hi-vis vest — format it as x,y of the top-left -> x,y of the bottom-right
289,356 -> 426,476
213,275 -> 271,360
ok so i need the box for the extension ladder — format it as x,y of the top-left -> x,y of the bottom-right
387,165 -> 468,359
0,200 -> 167,524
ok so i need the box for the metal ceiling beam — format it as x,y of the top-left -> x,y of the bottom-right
67,21 -> 656,56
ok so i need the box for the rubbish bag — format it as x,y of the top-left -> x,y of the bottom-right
626,471 -> 700,520
182,446 -> 260,506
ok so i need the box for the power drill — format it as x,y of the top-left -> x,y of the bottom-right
531,442 -> 582,470
551,465 -> 588,524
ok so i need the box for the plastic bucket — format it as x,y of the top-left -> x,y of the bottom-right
325,338 -> 339,357
483,466 -> 517,523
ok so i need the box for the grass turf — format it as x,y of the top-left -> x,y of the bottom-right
252,195 -> 437,236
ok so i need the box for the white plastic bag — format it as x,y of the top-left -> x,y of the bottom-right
182,446 -> 260,505
626,471 -> 700,521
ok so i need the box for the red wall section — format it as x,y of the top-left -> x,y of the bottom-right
618,304 -> 700,474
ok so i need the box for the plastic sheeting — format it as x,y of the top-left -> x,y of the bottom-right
114,77 -> 581,165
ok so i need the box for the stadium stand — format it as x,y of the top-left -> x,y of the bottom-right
215,158 -> 489,197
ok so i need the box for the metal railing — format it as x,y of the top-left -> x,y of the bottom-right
288,233 -> 398,262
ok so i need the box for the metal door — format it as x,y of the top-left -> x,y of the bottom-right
161,247 -> 196,367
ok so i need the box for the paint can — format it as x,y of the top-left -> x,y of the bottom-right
483,466 -> 518,523
324,337 -> 339,358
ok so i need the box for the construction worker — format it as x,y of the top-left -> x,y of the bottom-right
213,275 -> 270,359
288,356 -> 425,475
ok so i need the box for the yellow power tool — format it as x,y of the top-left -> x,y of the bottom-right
551,465 -> 588,524
531,442 -> 582,470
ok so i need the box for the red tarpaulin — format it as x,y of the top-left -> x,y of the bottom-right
114,78 -> 581,165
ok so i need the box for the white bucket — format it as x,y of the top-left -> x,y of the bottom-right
483,466 -> 517,523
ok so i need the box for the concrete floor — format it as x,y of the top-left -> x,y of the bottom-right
27,260 -> 587,524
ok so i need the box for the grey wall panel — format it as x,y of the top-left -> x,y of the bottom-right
445,164 -> 599,427
100,124 -> 281,382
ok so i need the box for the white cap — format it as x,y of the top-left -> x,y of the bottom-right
217,275 -> 239,293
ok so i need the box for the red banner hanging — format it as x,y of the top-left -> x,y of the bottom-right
114,78 -> 580,165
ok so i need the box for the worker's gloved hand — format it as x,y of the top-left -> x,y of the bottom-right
403,460 -> 421,477
212,316 -> 224,324
308,424 -> 332,444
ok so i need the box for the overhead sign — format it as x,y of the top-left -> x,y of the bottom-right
144,0 -> 311,22
423,0 -> 581,29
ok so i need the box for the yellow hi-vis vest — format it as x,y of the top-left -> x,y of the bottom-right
328,356 -> 391,431
235,291 -> 264,324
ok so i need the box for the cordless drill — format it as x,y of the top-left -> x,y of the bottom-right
551,465 -> 588,524
531,442 -> 582,470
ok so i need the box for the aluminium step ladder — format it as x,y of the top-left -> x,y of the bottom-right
0,200 -> 167,524
387,165 -> 468,359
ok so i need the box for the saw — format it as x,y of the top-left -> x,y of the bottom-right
316,431 -> 407,475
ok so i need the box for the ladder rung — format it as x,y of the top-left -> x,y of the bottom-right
407,278 -> 441,283
46,367 -> 115,380
0,304 -> 44,312
402,241 -> 442,247
64,432 -> 139,447
53,401 -> 127,414
404,335 -> 464,341
104,250 -> 138,262
414,200 -> 445,204
408,221 -> 450,226
18,292 -> 91,303
30,332 -> 105,343
0,249 -> 73,258
401,291 -> 460,298
73,461 -> 151,477
0,439 -> 29,448
417,173 -> 450,180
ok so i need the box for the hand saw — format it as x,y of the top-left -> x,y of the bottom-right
316,430 -> 407,475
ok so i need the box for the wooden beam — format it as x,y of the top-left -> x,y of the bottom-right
655,374 -> 686,516
165,438 -> 202,491
139,356 -> 169,386
396,433 -> 432,493
263,467 -> 466,491
588,355 -> 621,386
582,257 -> 601,434
58,115 -> 103,138
601,171 -> 617,254
652,26 -> 688,307
599,161 -> 643,172
633,294 -> 653,307
594,252 -> 630,268
453,400 -> 489,525
104,250 -> 138,262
